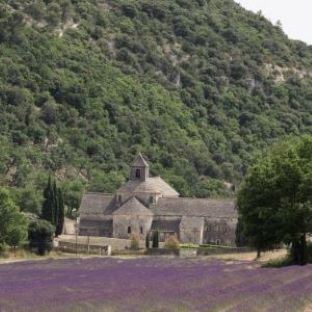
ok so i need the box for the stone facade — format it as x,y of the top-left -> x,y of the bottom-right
79,153 -> 238,246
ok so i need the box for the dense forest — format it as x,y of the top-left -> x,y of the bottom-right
1,0 -> 312,216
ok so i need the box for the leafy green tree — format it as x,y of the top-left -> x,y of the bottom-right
0,188 -> 28,247
28,219 -> 55,255
237,136 -> 312,265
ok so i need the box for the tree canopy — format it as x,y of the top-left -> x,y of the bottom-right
1,0 -> 312,210
0,188 -> 28,247
237,136 -> 312,265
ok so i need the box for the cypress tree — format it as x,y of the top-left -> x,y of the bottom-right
41,176 -> 65,237
145,232 -> 150,249
52,180 -> 58,226
41,176 -> 55,224
152,230 -> 159,248
55,188 -> 65,237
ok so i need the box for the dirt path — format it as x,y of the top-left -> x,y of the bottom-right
209,249 -> 288,262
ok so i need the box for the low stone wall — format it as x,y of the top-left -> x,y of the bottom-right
57,235 -> 148,251
57,241 -> 111,255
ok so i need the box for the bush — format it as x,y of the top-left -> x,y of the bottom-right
164,236 -> 180,250
130,233 -> 140,250
0,244 -> 8,257
28,220 -> 55,255
0,188 -> 28,247
264,243 -> 312,267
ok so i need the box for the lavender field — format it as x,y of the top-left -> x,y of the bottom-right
0,257 -> 311,312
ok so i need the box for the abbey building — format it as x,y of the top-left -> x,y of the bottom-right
79,153 -> 238,245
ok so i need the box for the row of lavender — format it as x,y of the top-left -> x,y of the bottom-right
0,257 -> 311,311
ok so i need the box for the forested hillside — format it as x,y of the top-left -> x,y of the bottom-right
1,0 -> 312,215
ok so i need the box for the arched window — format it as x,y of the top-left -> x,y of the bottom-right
128,226 -> 131,234
135,169 -> 141,178
140,226 -> 143,235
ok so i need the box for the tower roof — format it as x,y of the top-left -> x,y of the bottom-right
113,196 -> 153,216
131,153 -> 149,167
117,176 -> 179,197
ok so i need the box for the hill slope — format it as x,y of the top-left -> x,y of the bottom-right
1,0 -> 312,214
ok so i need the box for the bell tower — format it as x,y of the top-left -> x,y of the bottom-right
130,153 -> 149,182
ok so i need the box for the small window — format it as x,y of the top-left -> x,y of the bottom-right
128,226 -> 131,234
135,169 -> 141,178
140,226 -> 143,235
118,195 -> 122,202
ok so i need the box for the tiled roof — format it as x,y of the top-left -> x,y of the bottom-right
152,198 -> 237,218
151,219 -> 181,232
180,216 -> 205,229
131,153 -> 149,167
117,176 -> 179,197
113,197 -> 153,216
80,193 -> 116,216
80,193 -> 236,219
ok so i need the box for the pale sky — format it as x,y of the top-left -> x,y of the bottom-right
235,0 -> 312,45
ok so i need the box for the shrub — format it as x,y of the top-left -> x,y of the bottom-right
130,233 -> 140,250
0,244 -> 8,257
28,219 -> 55,255
121,4 -> 137,18
164,236 -> 180,250
0,188 -> 28,247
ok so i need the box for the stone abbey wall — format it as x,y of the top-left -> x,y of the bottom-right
80,215 -> 237,246
79,153 -> 238,246
112,215 -> 153,240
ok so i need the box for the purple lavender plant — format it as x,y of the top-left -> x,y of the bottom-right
0,258 -> 311,312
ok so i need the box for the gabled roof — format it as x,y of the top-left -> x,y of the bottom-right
131,153 -> 149,167
152,198 -> 236,218
113,197 -> 153,216
180,216 -> 205,230
151,219 -> 181,232
117,176 -> 179,197
79,193 -> 116,217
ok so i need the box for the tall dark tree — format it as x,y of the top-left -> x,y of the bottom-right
41,176 -> 65,237
237,136 -> 312,265
145,232 -> 150,249
41,176 -> 55,224
55,188 -> 65,237
152,230 -> 159,248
